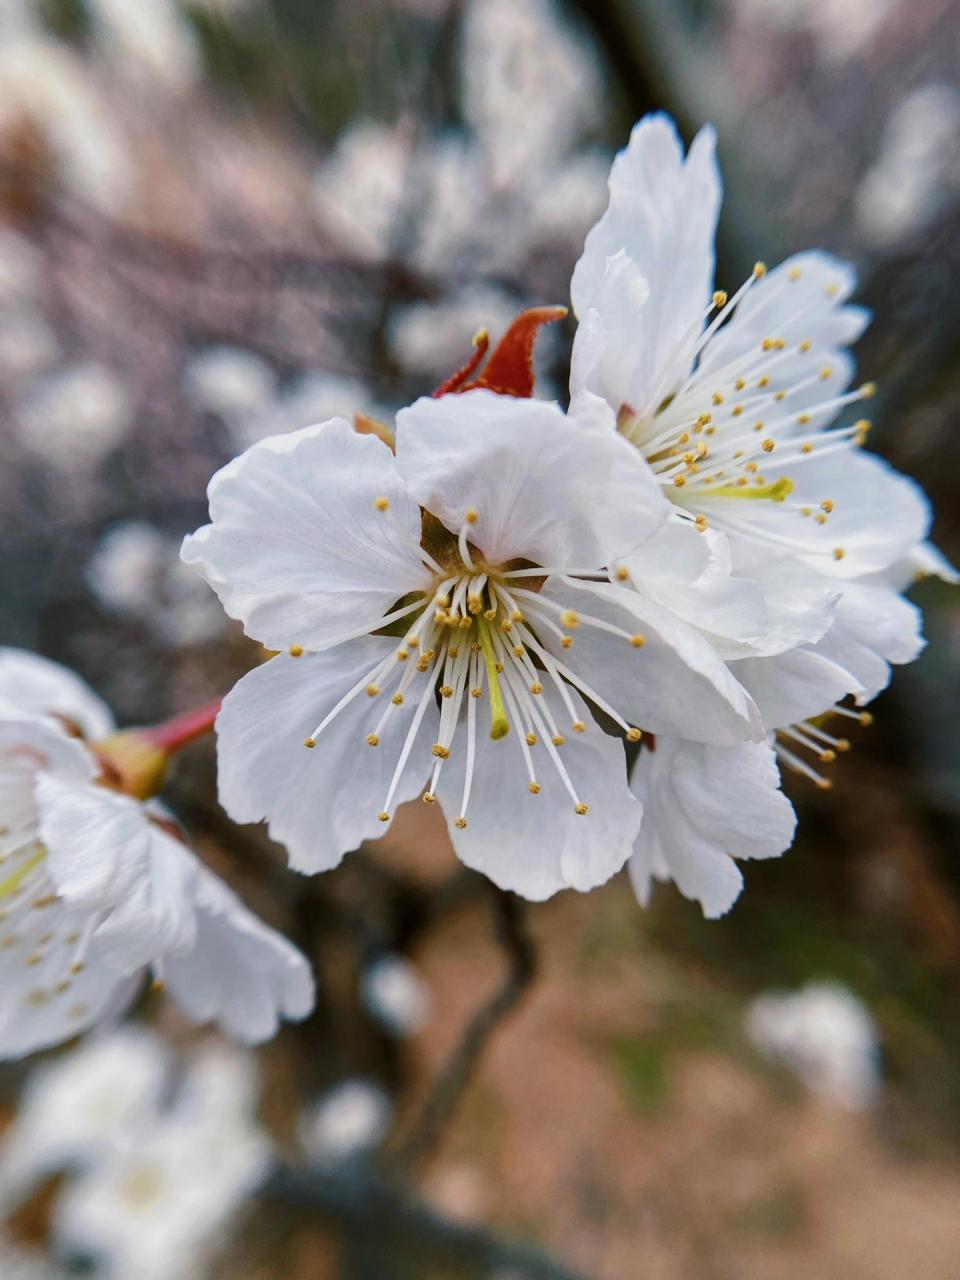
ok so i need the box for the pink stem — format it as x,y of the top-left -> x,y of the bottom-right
139,698 -> 222,753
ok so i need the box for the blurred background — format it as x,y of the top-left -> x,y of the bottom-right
1,0 -> 959,1276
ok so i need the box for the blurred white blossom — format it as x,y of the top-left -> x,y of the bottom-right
856,84 -> 960,246
728,0 -> 895,64
361,954 -> 430,1036
231,371 -> 387,450
745,981 -> 882,1110
388,285 -> 519,376
16,364 -> 131,471
183,346 -> 277,425
300,1080 -> 393,1166
87,0 -> 202,94
86,521 -> 226,646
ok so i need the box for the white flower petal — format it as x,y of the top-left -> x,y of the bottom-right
395,389 -> 669,571
812,579 -> 923,703
731,648 -> 861,729
216,642 -> 439,873
571,114 -> 720,411
163,864 -> 315,1044
629,737 -> 796,918
0,649 -> 114,738
540,578 -> 763,745
436,686 -> 641,899
182,419 -> 433,651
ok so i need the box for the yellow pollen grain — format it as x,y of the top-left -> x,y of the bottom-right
732,405 -> 744,417
615,565 -> 630,582
860,711 -> 874,726
801,507 -> 812,517
678,432 -> 690,445
712,391 -> 724,405
761,438 -> 776,453
422,792 -> 436,805
396,648 -> 409,662
825,281 -> 840,297
821,500 -> 835,513
465,507 -> 479,525
288,644 -> 304,658
70,962 -> 85,975
753,261 -> 767,278
801,443 -> 814,454
788,266 -> 802,281
757,376 -> 770,388
528,781 -> 541,795
572,720 -> 586,733
697,413 -> 712,427
734,378 -> 746,391
815,513 -> 828,525
392,693 -> 404,706
695,515 -> 708,532
440,685 -> 454,698
470,686 -> 483,698
552,734 -> 566,746
366,734 -> 380,747
673,474 -> 687,488
374,496 -> 390,512
454,816 -> 467,829
513,645 -> 525,658
530,681 -> 544,695
627,727 -> 643,742
561,635 -> 574,648
746,462 -> 759,474
574,803 -> 590,816
861,382 -> 877,399
774,390 -> 786,401
510,609 -> 524,622
836,738 -> 851,752
816,778 -> 834,791
713,290 -> 728,307
799,339 -> 812,352
631,634 -> 646,648
484,607 -> 497,621
304,737 -> 316,749
495,662 -> 505,674
526,732 -> 538,746
820,366 -> 833,380
366,684 -> 380,697
378,811 -> 390,823
833,547 -> 846,561
431,744 -> 451,759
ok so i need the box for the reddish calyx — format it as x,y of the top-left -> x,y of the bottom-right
432,305 -> 568,400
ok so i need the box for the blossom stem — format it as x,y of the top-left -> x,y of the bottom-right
139,698 -> 222,754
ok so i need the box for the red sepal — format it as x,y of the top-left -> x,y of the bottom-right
431,306 -> 568,400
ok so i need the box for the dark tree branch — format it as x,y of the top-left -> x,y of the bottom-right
392,885 -> 536,1171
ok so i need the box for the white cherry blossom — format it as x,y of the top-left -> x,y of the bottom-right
183,391 -> 765,900
0,649 -> 314,1059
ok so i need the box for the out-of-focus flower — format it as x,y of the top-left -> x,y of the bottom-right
0,1030 -> 271,1280
86,0 -> 202,94
0,310 -> 57,382
0,23 -> 130,213
86,522 -> 226,646
16,364 -> 131,472
183,346 -> 277,426
388,286 -> 520,377
312,121 -> 413,261
726,0 -> 895,64
0,649 -> 314,1059
361,954 -> 430,1036
745,981 -> 882,1110
856,84 -> 960,247
185,396 -> 766,898
299,1080 -> 392,1167
0,1028 -> 171,1208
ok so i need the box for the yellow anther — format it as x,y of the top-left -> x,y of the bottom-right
626,727 -> 643,742
530,681 -> 544,695
694,514 -> 708,532
484,607 -> 497,621
631,634 -> 646,648
673,474 -> 687,488
757,376 -> 770,388
821,499 -> 835,513
761,438 -> 776,453
439,685 -> 454,698
801,442 -> 814,454
470,686 -> 483,698
820,366 -> 833,380
854,418 -> 872,435
459,616 -> 472,630
774,338 -> 785,350
392,692 -> 404,706
378,811 -> 390,822
416,659 -> 431,673
815,513 -> 828,525
859,711 -> 874,726
697,413 -> 712,427
678,432 -> 690,445
712,391 -> 724,405
500,619 -> 513,632
396,648 -> 409,662
366,684 -> 380,697
820,749 -> 836,764
525,732 -> 538,746
510,609 -> 524,622
431,744 -> 451,759
734,378 -> 746,391
288,644 -> 304,658
746,462 -> 759,474
366,734 -> 380,747
374,496 -> 390,512
836,738 -> 851,752
70,962 -> 85,975
801,507 -> 812,517
495,662 -> 505,674
825,281 -> 840,297
732,405 -> 744,417
574,803 -> 590,816
465,507 -> 479,525
528,782 -> 541,795
513,645 -> 525,658
833,547 -> 846,561
798,339 -> 812,352
683,451 -> 696,464
860,382 -> 877,399
788,266 -> 802,281
552,734 -> 566,746
422,792 -> 437,805
615,565 -> 630,582
816,778 -> 834,791
762,338 -> 775,352
753,261 -> 767,278
713,290 -> 728,307
467,594 -> 483,614
435,593 -> 450,608
572,720 -> 586,733
304,737 -> 316,749
454,816 -> 468,829
774,390 -> 786,401
448,647 -> 458,658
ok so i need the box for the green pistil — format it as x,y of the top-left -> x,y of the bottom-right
698,476 -> 794,503
0,846 -> 46,903
477,618 -> 510,741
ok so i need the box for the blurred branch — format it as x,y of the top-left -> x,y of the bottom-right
392,885 -> 536,1170
265,1165 -> 587,1280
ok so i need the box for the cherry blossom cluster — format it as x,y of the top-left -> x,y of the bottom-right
0,113 -> 952,1064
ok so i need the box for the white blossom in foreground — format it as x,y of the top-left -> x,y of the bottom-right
0,649 -> 314,1058
745,981 -> 882,1110
569,112 -> 954,911
183,391 -> 765,899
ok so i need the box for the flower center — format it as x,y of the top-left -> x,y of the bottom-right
616,261 -> 875,560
